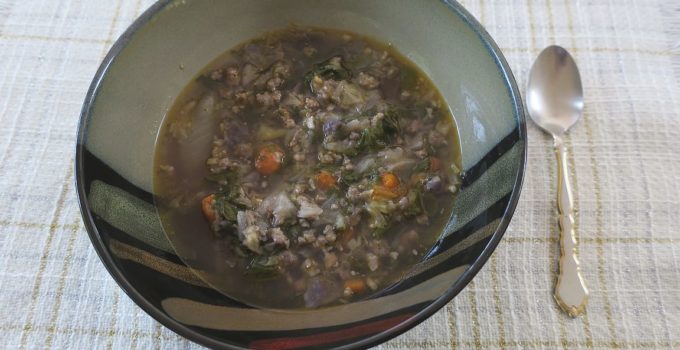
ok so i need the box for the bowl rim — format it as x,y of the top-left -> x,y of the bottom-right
75,0 -> 527,348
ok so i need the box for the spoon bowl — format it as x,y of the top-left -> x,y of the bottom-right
527,45 -> 583,136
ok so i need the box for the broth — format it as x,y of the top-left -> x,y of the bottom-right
154,26 -> 461,309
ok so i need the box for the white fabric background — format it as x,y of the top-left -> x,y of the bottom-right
0,0 -> 678,349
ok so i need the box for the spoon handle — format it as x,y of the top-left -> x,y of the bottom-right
553,135 -> 588,317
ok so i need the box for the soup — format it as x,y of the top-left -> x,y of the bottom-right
154,26 -> 462,309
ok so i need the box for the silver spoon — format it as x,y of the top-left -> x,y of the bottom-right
527,45 -> 588,317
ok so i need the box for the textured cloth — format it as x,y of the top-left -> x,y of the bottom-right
0,0 -> 679,349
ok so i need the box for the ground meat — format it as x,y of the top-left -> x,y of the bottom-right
366,253 -> 379,271
267,76 -> 283,91
225,66 -> 241,86
415,149 -> 428,159
324,252 -> 338,268
234,143 -> 253,158
345,118 -> 370,132
370,112 -> 384,127
272,61 -> 292,78
357,72 -> 380,89
318,151 -> 337,164
293,153 -> 306,162
303,259 -> 321,277
407,119 -> 423,134
297,197 -> 323,219
293,183 -> 308,195
369,239 -> 390,257
311,76 -> 338,101
234,91 -> 253,104
305,97 -> 321,110
256,90 -> 282,107
428,130 -> 447,146
278,251 -> 299,266
210,69 -> 223,80
269,227 -> 290,248
346,186 -> 361,202
278,108 -> 296,128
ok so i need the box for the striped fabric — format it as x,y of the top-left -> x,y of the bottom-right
0,0 -> 678,349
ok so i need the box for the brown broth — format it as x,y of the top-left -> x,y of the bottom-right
153,26 -> 461,309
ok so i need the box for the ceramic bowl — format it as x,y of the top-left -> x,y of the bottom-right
76,0 -> 526,348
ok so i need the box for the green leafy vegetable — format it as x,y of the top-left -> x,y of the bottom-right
417,133 -> 437,157
305,56 -> 352,89
245,256 -> 280,280
339,168 -> 360,186
382,109 -> 401,135
358,124 -> 386,151
357,109 -> 401,152
213,198 -> 239,222
403,188 -> 426,217
366,168 -> 381,184
413,157 -> 431,173
366,199 -> 397,237
333,81 -> 365,108
209,170 -> 248,225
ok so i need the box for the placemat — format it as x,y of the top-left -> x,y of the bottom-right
0,0 -> 678,349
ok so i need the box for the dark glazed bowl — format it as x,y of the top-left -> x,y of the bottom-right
75,0 -> 526,349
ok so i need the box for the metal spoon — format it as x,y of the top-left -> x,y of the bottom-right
527,45 -> 588,317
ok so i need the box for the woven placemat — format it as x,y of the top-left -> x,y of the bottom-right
0,0 -> 678,348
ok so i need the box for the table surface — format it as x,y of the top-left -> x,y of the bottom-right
1,0 -> 679,349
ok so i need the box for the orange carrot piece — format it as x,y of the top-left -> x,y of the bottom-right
372,185 -> 399,199
344,278 -> 367,294
381,172 -> 400,189
201,195 -> 217,222
255,144 -> 284,176
316,170 -> 337,190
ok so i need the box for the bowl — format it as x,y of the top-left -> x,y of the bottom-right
75,0 -> 526,348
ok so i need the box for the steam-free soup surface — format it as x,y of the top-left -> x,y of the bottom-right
154,26 -> 461,309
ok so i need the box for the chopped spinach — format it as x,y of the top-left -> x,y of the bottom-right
357,109 -> 401,152
213,197 -> 239,222
339,168 -> 360,186
403,188 -> 426,217
413,157 -> 431,173
245,256 -> 280,280
305,56 -> 352,89
371,225 -> 390,238
210,170 -> 248,225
